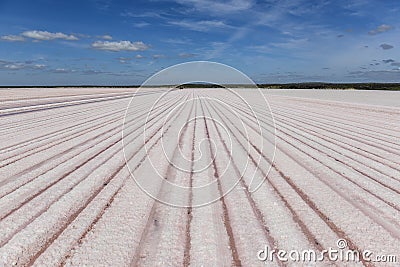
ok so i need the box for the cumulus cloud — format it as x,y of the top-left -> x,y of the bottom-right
163,38 -> 192,45
117,57 -> 131,63
121,11 -> 164,19
22,30 -> 79,41
368,24 -> 393,35
169,20 -> 229,32
82,69 -> 110,75
380,43 -> 394,50
152,54 -> 165,59
348,69 -> 400,81
91,0 -> 112,10
91,40 -> 149,51
3,64 -> 25,70
1,35 -> 25,42
175,0 -> 253,13
179,53 -> 196,58
0,60 -> 46,70
382,59 -> 395,64
99,35 -> 113,40
134,22 -> 150,28
52,68 -> 72,73
135,54 -> 145,59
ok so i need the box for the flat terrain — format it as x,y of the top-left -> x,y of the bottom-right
264,89 -> 400,107
0,88 -> 399,266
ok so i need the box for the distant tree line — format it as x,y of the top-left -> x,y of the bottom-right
256,83 -> 400,90
1,83 -> 399,90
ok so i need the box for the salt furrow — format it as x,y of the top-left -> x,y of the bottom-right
0,88 -> 398,266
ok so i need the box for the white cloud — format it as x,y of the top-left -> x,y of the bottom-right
22,30 -> 79,40
3,64 -> 23,70
99,35 -> 113,40
176,0 -> 253,13
152,54 -> 165,59
271,38 -> 309,49
134,22 -> 150,28
0,61 -> 46,70
135,54 -> 145,59
121,11 -> 164,19
91,0 -> 112,10
169,20 -> 230,32
82,69 -> 110,75
163,38 -> 192,45
248,45 -> 274,53
117,57 -> 131,63
347,69 -> 400,82
1,35 -> 25,42
53,68 -> 70,73
368,24 -> 393,35
91,40 -> 149,51
179,53 -> 196,58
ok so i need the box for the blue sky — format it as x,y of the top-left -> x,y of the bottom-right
0,0 -> 399,85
